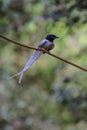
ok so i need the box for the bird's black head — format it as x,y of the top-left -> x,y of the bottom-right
46,34 -> 59,42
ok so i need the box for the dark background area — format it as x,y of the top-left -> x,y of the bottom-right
0,0 -> 87,130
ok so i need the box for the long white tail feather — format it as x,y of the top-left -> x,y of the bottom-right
19,72 -> 23,84
8,72 -> 21,79
22,50 -> 43,72
9,50 -> 43,84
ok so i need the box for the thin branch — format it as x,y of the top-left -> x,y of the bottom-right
0,34 -> 38,51
0,34 -> 87,72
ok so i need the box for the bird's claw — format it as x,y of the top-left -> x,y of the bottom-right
38,47 -> 46,54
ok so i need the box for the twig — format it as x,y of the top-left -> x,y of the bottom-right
0,34 -> 87,72
0,34 -> 38,51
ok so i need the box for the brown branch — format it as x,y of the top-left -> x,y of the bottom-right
0,34 -> 87,72
0,34 -> 38,51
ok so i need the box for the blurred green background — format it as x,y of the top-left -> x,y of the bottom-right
0,0 -> 87,130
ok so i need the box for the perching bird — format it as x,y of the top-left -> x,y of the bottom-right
9,34 -> 59,84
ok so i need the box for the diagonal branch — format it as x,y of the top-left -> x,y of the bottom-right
0,34 -> 87,72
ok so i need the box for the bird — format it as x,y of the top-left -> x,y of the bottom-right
9,34 -> 59,84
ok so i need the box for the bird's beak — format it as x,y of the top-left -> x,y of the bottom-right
56,36 -> 59,38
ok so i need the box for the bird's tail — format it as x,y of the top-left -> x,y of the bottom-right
8,50 -> 43,84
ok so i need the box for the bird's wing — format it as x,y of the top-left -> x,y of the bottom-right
38,39 -> 47,48
38,39 -> 54,51
9,50 -> 43,84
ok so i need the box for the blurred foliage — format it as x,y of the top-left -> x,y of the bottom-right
0,0 -> 87,130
